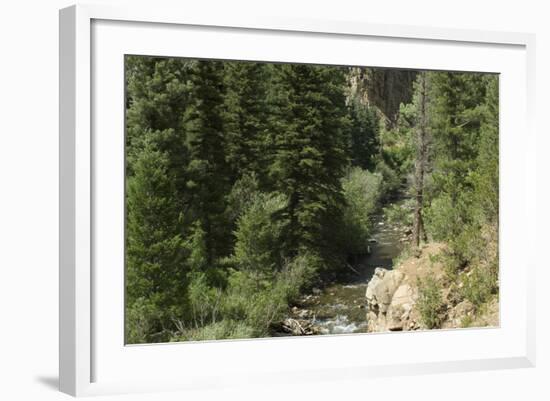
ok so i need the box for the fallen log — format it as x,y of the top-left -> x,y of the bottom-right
281,318 -> 318,335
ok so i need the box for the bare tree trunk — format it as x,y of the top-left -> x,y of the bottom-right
412,72 -> 429,248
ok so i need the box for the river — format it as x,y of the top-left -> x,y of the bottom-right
284,202 -> 408,335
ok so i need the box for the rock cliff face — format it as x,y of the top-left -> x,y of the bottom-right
348,67 -> 417,126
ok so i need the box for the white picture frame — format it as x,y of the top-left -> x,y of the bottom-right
59,3 -> 536,397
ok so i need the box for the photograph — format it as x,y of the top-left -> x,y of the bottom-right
124,55 -> 499,344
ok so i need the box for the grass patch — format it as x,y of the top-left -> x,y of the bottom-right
416,276 -> 445,329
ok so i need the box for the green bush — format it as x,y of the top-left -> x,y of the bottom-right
417,276 -> 445,329
184,221 -> 208,272
460,265 -> 498,310
340,167 -> 382,255
375,160 -> 402,198
187,272 -> 223,328
225,172 -> 261,222
232,193 -> 288,274
221,253 -> 317,336
424,194 -> 460,242
378,106 -> 415,176
247,254 -> 317,334
171,251 -> 320,341
449,225 -> 485,270
383,198 -> 414,227
278,252 -> 319,298
126,296 -> 167,344
178,320 -> 256,341
425,193 -> 484,271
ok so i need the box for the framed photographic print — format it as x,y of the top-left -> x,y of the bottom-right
59,4 -> 536,396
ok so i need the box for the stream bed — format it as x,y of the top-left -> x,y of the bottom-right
284,203 -> 409,335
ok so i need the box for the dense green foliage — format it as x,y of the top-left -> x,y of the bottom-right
125,58 -> 384,343
382,71 -> 499,318
267,65 -> 350,265
125,56 -> 499,342
347,98 -> 380,171
424,73 -> 499,271
340,168 -> 382,255
416,276 -> 445,329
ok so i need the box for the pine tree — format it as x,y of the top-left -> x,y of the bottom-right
125,56 -> 195,342
183,60 -> 231,262
125,56 -> 193,207
224,61 -> 272,183
429,72 -> 486,205
126,138 -> 187,341
425,71 -> 491,268
475,75 -> 499,222
268,64 -> 349,263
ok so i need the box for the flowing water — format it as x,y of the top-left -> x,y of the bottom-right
286,202 -> 408,335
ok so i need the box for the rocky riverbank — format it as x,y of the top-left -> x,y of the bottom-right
365,243 -> 499,332
275,206 -> 498,337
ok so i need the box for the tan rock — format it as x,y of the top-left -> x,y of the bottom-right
365,268 -> 404,313
366,269 -> 418,332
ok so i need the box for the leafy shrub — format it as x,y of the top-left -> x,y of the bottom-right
219,270 -> 258,322
449,225 -> 485,270
126,296 -> 167,344
179,320 -> 256,341
187,272 -> 223,328
383,198 -> 414,227
220,253 -> 317,336
171,250 -> 322,342
340,167 -> 382,255
460,265 -> 498,310
424,194 -> 460,242
248,254 -> 317,333
225,172 -> 261,222
375,160 -> 402,198
278,252 -> 319,298
232,193 -> 288,274
416,276 -> 445,329
378,107 -> 415,177
425,193 -> 484,271
184,221 -> 208,272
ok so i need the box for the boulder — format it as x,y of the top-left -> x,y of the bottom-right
365,269 -> 418,332
365,268 -> 404,314
386,284 -> 415,331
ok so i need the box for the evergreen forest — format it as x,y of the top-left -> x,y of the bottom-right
125,56 -> 499,343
